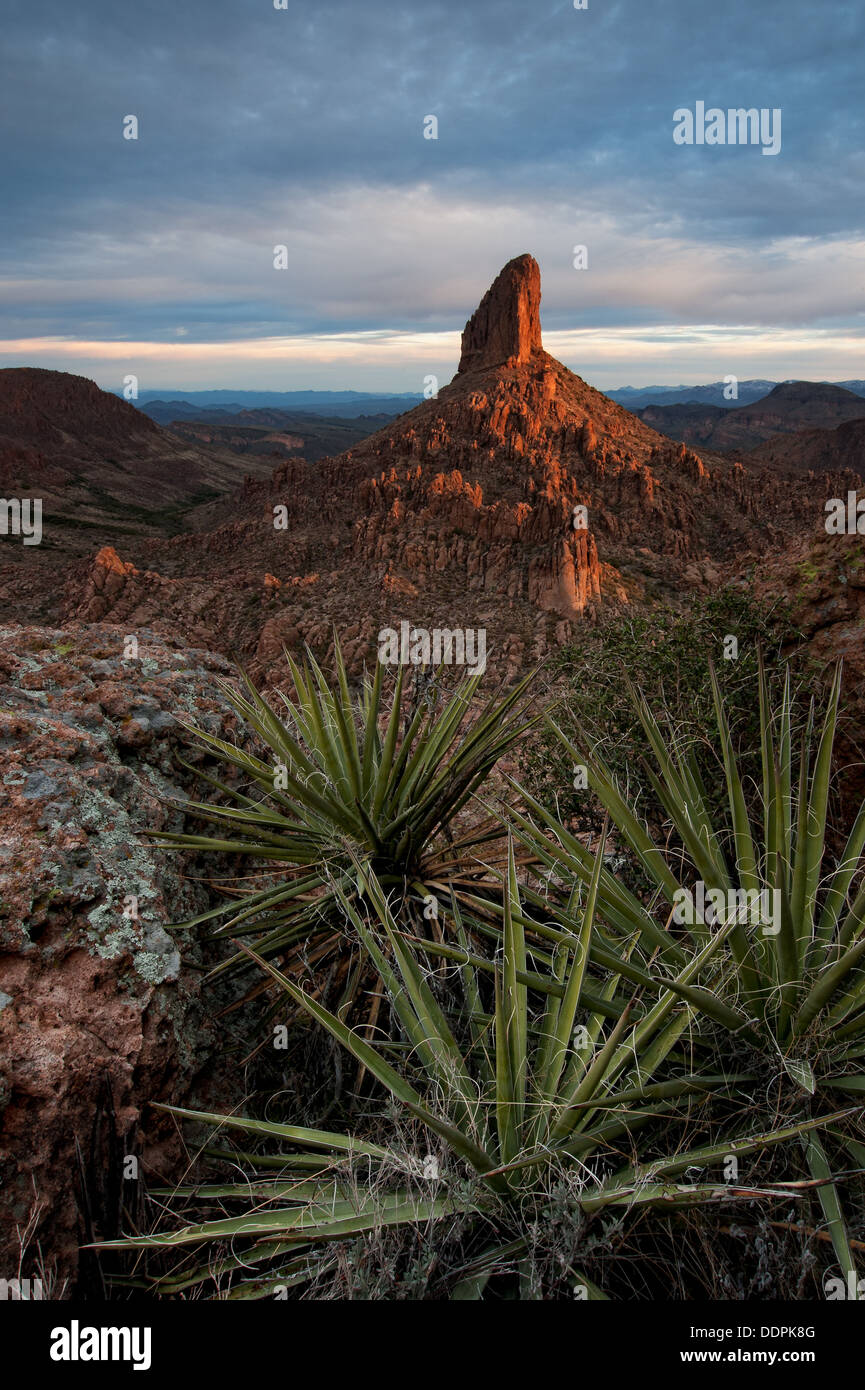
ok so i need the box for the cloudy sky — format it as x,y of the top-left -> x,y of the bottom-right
1,0 -> 863,391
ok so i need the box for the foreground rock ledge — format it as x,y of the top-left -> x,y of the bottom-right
0,622 -> 247,1296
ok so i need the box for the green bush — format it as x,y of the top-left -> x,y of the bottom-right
521,583 -> 820,839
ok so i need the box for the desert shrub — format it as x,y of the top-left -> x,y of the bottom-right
509,658 -> 865,1296
152,642 -> 540,1009
101,852 -> 839,1300
106,636 -> 864,1300
521,582 -> 821,838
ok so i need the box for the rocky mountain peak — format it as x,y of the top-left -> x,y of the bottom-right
457,254 -> 543,374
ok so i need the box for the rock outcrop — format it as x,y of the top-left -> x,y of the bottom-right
458,254 -> 543,373
0,623 -> 251,1295
38,256 -> 863,683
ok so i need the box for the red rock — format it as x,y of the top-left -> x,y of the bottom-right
458,254 -> 543,374
0,623 -> 252,1295
3,257 -> 860,686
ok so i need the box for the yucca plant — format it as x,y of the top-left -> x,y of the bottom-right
506,656 -> 865,1293
98,847 -> 846,1300
155,640 -> 540,987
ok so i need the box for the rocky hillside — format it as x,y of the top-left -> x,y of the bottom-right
0,623 -> 257,1294
634,381 -> 865,453
164,410 -> 392,464
0,368 -> 277,524
59,256 -> 863,681
745,415 -> 865,474
0,368 -> 280,626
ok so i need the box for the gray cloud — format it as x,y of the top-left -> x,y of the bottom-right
1,0 -> 863,382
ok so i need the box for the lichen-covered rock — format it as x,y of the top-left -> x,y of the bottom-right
0,622 -> 248,1296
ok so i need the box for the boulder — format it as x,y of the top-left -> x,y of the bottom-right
0,622 -> 249,1295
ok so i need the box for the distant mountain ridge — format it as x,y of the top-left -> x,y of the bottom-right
126,381 -> 865,417
124,388 -> 424,419
608,380 -> 778,409
608,380 -> 865,409
632,381 -> 865,452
